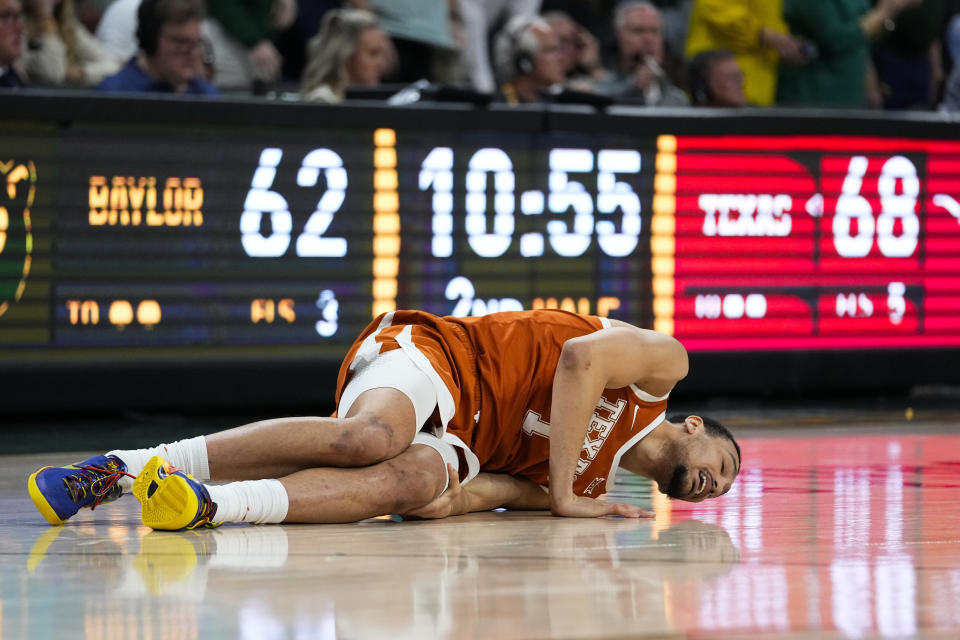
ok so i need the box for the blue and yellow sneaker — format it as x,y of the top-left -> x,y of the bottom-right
133,456 -> 220,531
28,454 -> 134,525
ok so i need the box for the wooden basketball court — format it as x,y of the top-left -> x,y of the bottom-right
3,414 -> 959,638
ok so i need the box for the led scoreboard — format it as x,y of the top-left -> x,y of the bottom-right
1,95 -> 959,406
653,134 -> 960,350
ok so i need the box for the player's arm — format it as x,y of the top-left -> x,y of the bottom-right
401,466 -> 550,519
549,325 -> 688,518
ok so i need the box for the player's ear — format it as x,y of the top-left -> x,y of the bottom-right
684,415 -> 704,435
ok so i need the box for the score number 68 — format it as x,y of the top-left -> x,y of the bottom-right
833,155 -> 919,259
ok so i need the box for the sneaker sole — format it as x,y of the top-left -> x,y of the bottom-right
134,456 -> 201,531
28,468 -> 67,525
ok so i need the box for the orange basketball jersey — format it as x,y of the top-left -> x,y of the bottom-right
336,309 -> 669,497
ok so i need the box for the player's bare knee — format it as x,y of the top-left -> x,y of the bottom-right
333,413 -> 408,466
382,451 -> 446,512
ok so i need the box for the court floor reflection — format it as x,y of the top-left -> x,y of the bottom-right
2,419 -> 960,639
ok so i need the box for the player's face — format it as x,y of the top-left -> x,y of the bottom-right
662,417 -> 739,502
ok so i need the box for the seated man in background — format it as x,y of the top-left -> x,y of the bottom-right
29,308 -> 741,529
492,15 -> 567,104
596,1 -> 689,107
688,48 -> 747,107
0,0 -> 27,87
97,0 -> 217,94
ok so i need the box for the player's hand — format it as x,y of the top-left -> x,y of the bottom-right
402,464 -> 466,520
551,494 -> 653,519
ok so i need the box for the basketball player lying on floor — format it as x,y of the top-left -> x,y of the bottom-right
29,309 -> 741,530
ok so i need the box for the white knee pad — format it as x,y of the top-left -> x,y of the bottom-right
338,348 -> 438,431
411,432 -> 480,493
412,432 -> 458,492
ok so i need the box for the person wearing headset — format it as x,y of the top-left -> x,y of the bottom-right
687,49 -> 747,107
97,0 -> 217,94
491,14 -> 566,104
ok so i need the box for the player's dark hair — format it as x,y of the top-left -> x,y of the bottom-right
137,0 -> 206,56
667,413 -> 741,469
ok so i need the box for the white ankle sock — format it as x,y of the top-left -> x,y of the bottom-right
109,436 -> 210,492
207,479 -> 289,524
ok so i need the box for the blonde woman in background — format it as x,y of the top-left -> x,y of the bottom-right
23,0 -> 119,85
300,8 -> 391,103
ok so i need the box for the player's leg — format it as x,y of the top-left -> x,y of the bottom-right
122,349 -> 436,480
27,390 -> 418,525
203,387 -> 420,480
136,442 -> 452,529
28,349 -> 439,524
281,443 -> 450,523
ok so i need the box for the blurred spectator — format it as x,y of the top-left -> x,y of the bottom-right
432,0 -> 467,86
96,0 -> 341,85
22,0 -> 120,85
73,0 -> 106,32
777,0 -> 922,109
688,48 -> 746,106
541,0 -> 613,43
597,2 -> 688,106
367,0 -> 456,84
948,8 -> 960,64
686,0 -> 805,106
653,0 -> 693,66
95,0 -> 140,60
97,0 -> 217,94
459,0 -> 540,93
204,0 -> 294,92
491,14 -> 564,103
300,8 -> 390,103
872,0 -> 946,109
543,10 -> 605,90
279,0 -> 369,81
96,0 -> 216,84
0,0 -> 27,87
943,57 -> 960,108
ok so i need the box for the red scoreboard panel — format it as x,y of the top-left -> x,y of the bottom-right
652,135 -> 960,351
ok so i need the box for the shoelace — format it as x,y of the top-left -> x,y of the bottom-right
185,496 -> 220,530
161,462 -> 220,530
63,463 -> 136,510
